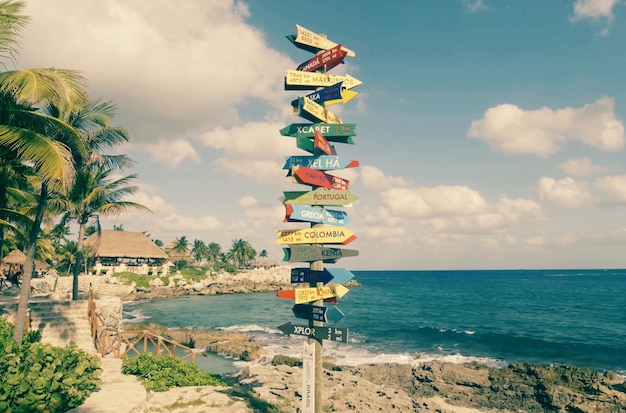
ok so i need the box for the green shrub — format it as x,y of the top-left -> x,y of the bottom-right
122,353 -> 227,392
0,319 -> 101,413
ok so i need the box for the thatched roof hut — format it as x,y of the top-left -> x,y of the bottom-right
2,249 -> 26,265
84,230 -> 168,260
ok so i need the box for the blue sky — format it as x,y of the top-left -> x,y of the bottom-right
14,0 -> 626,270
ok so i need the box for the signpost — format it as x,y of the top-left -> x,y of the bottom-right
280,123 -> 356,142
290,83 -> 358,108
283,188 -> 358,206
277,322 -> 349,343
277,24 -> 359,413
276,227 -> 356,245
291,167 -> 349,190
285,204 -> 351,226
283,245 -> 359,263
283,155 -> 358,171
285,70 -> 362,90
296,44 -> 347,72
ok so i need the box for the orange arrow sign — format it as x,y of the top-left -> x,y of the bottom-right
277,284 -> 350,304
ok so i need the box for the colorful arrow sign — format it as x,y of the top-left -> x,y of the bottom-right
285,204 -> 351,226
292,167 -> 349,190
280,123 -> 356,142
293,97 -> 342,124
277,322 -> 349,343
296,44 -> 347,72
276,227 -> 356,245
292,304 -> 327,322
290,83 -> 358,108
283,155 -> 359,171
325,268 -> 355,285
283,245 -> 359,263
283,188 -> 358,206
287,24 -> 356,58
291,267 -> 333,284
277,284 -> 349,304
285,70 -> 362,91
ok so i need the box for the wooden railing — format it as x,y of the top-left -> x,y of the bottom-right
87,290 -> 198,363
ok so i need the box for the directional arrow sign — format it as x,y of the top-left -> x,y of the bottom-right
285,204 -> 351,226
283,245 -> 360,263
277,322 -> 349,343
291,267 -> 333,284
292,167 -> 349,190
276,227 -> 356,245
314,131 -> 334,155
326,268 -> 355,285
277,284 -> 349,304
280,123 -> 356,142
283,155 -> 358,171
296,44 -> 347,72
293,96 -> 342,124
285,70 -> 362,91
283,188 -> 358,206
287,24 -> 356,57
292,304 -> 327,322
290,83 -> 358,108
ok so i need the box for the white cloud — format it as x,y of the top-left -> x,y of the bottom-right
557,157 -> 606,177
467,97 -> 625,157
537,177 -> 592,208
198,122 -> 296,184
20,0 -> 293,144
360,165 -> 413,190
380,186 -> 489,218
142,139 -> 201,167
594,174 -> 626,201
572,0 -> 620,21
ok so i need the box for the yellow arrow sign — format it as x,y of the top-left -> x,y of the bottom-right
285,70 -> 362,90
294,96 -> 342,124
294,24 -> 356,57
294,284 -> 350,304
325,89 -> 359,106
276,227 -> 357,245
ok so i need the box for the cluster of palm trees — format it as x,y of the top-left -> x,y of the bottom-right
169,236 -> 268,269
0,2 -> 148,343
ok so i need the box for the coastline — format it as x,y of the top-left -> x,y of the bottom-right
17,267 -> 626,411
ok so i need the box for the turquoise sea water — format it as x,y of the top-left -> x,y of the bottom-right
124,269 -> 626,375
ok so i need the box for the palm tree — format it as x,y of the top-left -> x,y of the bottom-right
228,238 -> 256,269
56,165 -> 150,299
191,239 -> 209,263
171,236 -> 189,270
206,242 -> 222,263
0,2 -> 89,343
259,249 -> 268,261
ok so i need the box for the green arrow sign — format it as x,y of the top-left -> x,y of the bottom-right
284,188 -> 358,206
280,123 -> 356,141
283,245 -> 359,263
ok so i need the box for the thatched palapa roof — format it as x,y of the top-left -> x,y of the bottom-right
85,230 -> 168,259
3,249 -> 26,265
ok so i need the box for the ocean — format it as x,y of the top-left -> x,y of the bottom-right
123,269 -> 626,376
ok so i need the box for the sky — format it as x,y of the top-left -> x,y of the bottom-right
12,0 -> 626,270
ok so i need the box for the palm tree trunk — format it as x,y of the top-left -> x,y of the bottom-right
72,223 -> 86,300
13,181 -> 48,344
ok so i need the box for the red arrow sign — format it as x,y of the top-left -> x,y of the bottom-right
296,44 -> 347,72
292,167 -> 350,190
314,130 -> 335,155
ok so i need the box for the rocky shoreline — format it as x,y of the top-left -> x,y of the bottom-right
26,268 -> 626,412
128,323 -> 626,412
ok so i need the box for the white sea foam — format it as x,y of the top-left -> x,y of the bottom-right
122,308 -> 151,323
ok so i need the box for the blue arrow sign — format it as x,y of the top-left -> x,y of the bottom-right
325,268 -> 355,285
292,304 -> 327,322
286,205 -> 351,226
283,155 -> 359,171
291,267 -> 334,284
277,322 -> 349,343
290,82 -> 343,108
